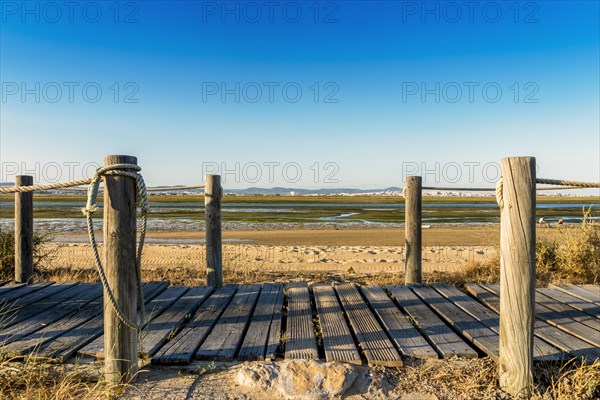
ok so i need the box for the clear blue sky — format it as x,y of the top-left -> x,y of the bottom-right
1,1 -> 599,190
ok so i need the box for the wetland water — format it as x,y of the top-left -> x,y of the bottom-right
0,199 -> 597,233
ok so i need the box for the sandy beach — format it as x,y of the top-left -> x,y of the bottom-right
45,226 -> 501,276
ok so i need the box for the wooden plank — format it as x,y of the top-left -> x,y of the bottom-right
152,285 -> 238,365
312,283 -> 361,365
534,291 -> 600,332
0,283 -> 80,332
361,285 -> 437,360
0,282 -> 66,310
140,286 -> 213,357
0,283 -> 100,346
0,283 -> 25,295
77,283 -> 184,358
466,284 -> 600,363
387,285 -> 477,358
551,284 -> 600,306
41,281 -> 170,362
238,283 -> 286,361
0,284 -> 105,358
581,285 -> 600,298
196,284 -> 261,361
433,284 -> 564,361
482,285 -> 600,349
335,283 -> 402,366
284,282 -> 318,360
411,285 -> 500,360
538,287 -> 600,320
265,283 -> 285,360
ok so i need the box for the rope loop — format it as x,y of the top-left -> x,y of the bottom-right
83,163 -> 147,333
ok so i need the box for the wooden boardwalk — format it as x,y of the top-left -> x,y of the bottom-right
0,281 -> 598,366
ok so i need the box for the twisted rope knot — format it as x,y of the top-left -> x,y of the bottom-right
81,163 -> 144,216
83,163 -> 147,334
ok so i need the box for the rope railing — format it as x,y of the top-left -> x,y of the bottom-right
422,185 -> 590,191
0,179 -> 93,194
2,164 -> 148,332
495,176 -> 600,208
1,184 -> 205,194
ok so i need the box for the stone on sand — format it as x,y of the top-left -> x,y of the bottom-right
235,360 -> 358,400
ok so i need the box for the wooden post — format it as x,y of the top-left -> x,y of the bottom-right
205,174 -> 223,288
103,155 -> 138,385
404,175 -> 422,284
15,175 -> 33,284
499,156 -> 536,398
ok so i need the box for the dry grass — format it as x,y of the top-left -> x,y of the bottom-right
0,228 -> 56,282
389,358 -> 600,400
536,215 -> 600,286
0,355 -> 117,400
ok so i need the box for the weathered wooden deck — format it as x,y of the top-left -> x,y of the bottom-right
0,281 -> 598,366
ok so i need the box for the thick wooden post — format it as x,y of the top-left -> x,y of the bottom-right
405,175 -> 422,284
499,156 -> 536,398
15,175 -> 33,284
205,174 -> 223,288
103,155 -> 138,385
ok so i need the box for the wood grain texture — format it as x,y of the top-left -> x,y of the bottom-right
484,284 -> 600,348
205,174 -> 223,288
313,283 -> 361,364
467,284 -> 600,363
196,284 -> 261,361
433,284 -> 564,361
103,154 -> 139,384
361,285 -> 437,359
411,285 -> 500,360
0,284 -> 104,358
79,283 -> 184,358
238,283 -> 285,361
0,283 -> 80,332
140,286 -> 213,357
0,282 -> 56,308
284,282 -> 318,360
498,157 -> 536,398
265,283 -> 285,360
14,175 -> 33,284
404,176 -> 422,284
41,282 -> 169,362
388,285 -> 477,358
0,284 -> 99,346
335,283 -> 403,366
153,285 -> 237,365
551,284 -> 600,306
581,285 -> 600,298
538,288 -> 600,321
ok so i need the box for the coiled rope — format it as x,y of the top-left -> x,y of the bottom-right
82,163 -> 147,332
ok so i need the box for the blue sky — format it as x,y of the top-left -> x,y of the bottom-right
1,0 -> 599,190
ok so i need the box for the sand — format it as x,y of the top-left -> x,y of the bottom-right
45,227 -> 501,276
